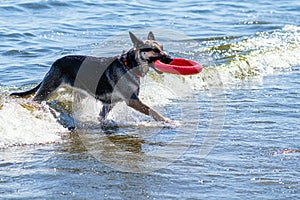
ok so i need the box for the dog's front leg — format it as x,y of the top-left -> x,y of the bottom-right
127,99 -> 169,122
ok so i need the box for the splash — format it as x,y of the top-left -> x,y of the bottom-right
0,95 -> 67,148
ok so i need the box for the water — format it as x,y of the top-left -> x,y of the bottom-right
0,0 -> 299,199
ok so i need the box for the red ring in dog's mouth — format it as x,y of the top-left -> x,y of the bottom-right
153,58 -> 202,75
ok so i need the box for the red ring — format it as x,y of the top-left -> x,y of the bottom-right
154,58 -> 202,75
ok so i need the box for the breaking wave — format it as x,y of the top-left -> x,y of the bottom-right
173,25 -> 300,89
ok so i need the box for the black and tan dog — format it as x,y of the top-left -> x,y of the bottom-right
10,32 -> 172,124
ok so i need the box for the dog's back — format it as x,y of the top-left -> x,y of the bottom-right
11,54 -> 140,104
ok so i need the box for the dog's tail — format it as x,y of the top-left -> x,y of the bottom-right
10,82 -> 42,98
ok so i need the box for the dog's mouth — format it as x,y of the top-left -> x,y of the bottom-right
147,54 -> 173,64
147,54 -> 173,74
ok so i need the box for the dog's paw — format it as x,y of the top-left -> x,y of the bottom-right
162,118 -> 179,128
163,118 -> 172,123
100,119 -> 118,129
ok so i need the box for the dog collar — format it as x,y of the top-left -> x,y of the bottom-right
120,52 -> 142,78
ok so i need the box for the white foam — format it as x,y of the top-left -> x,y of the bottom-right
0,97 -> 67,148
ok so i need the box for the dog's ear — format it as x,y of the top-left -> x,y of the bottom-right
129,32 -> 144,48
147,31 -> 155,40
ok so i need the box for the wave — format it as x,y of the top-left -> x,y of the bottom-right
199,25 -> 300,86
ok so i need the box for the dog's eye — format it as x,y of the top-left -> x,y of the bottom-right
141,51 -> 147,58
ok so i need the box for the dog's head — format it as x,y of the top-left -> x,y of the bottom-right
129,32 -> 172,77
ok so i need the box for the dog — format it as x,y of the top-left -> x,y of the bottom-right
10,32 -> 173,126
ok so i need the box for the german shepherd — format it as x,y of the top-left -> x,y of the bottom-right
10,32 -> 172,125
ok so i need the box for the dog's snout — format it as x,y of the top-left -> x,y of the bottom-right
160,51 -> 167,56
160,53 -> 173,64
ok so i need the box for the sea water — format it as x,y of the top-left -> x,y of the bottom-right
0,0 -> 299,199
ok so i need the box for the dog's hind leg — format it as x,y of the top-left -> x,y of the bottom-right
33,66 -> 64,102
99,104 -> 114,121
99,104 -> 118,128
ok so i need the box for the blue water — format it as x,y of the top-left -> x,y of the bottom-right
0,0 -> 299,199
